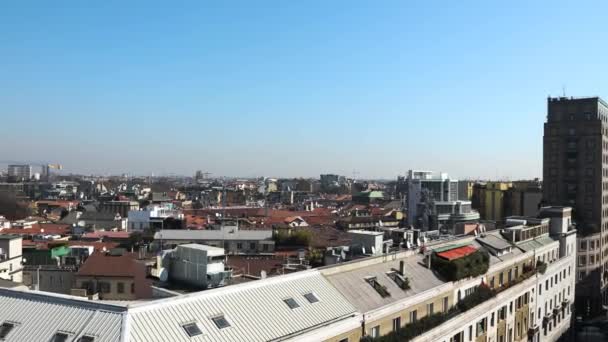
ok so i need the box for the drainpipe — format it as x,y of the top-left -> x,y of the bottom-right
361,313 -> 366,337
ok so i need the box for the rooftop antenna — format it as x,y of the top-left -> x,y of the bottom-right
562,85 -> 567,97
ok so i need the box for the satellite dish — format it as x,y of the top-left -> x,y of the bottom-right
371,246 -> 376,254
361,247 -> 366,254
406,241 -> 412,249
159,268 -> 169,282
260,270 -> 267,279
340,250 -> 346,260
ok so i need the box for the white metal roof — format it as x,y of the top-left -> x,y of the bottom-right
127,270 -> 356,342
0,288 -> 125,342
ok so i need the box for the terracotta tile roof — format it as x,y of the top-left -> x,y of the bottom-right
77,251 -> 138,277
185,215 -> 208,229
0,223 -> 71,236
22,240 -> 120,252
36,200 -> 79,209
227,255 -> 285,277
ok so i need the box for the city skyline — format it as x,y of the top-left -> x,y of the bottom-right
3,1 -> 608,179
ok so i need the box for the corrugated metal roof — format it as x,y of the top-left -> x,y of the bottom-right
127,270 -> 356,342
0,289 -> 125,342
154,229 -> 273,241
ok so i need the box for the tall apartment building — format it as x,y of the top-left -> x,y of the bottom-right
542,96 -> 608,316
7,165 -> 32,182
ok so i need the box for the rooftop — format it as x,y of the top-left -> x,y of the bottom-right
77,252 -> 140,277
154,228 -> 273,241
322,251 -> 444,312
0,234 -> 21,240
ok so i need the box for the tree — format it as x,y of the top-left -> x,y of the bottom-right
0,192 -> 33,220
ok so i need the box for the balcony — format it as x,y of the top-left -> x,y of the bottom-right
528,325 -> 539,337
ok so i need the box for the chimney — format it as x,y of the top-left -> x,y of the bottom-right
399,260 -> 405,275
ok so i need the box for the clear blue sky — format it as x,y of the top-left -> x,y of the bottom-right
1,1 -> 607,180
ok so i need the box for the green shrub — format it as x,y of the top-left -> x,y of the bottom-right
457,284 -> 496,312
431,250 -> 490,281
536,260 -> 547,274
273,230 -> 312,247
361,286 -> 495,341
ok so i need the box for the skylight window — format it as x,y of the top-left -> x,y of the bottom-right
52,332 -> 69,342
212,316 -> 231,329
284,297 -> 300,309
78,336 -> 95,342
303,292 -> 319,304
182,323 -> 203,337
0,323 -> 14,339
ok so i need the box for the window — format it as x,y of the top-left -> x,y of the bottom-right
427,303 -> 434,315
392,317 -> 401,331
78,336 -> 95,342
0,322 -> 14,339
409,310 -> 417,323
117,282 -> 124,294
183,323 -> 203,337
284,298 -> 300,309
498,306 -> 506,320
236,243 -> 242,249
499,273 -> 504,286
371,325 -> 380,338
491,312 -> 495,327
469,325 -> 473,341
539,284 -> 542,295
53,332 -> 70,342
249,243 -> 255,250
99,282 -> 110,294
212,316 -> 231,329
338,339 -> 348,342
303,292 -> 319,304
443,296 -> 449,312
131,283 -> 135,293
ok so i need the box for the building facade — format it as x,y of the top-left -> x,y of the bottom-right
7,165 -> 32,182
406,170 -> 459,228
0,235 -> 23,283
542,96 -> 608,315
0,208 -> 576,342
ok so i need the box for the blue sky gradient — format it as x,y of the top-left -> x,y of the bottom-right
2,1 -> 607,179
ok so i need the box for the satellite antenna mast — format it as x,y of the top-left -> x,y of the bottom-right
562,85 -> 566,97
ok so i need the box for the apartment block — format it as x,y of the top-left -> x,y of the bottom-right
0,207 -> 575,342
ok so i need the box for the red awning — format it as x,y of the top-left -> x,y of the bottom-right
436,245 -> 478,261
